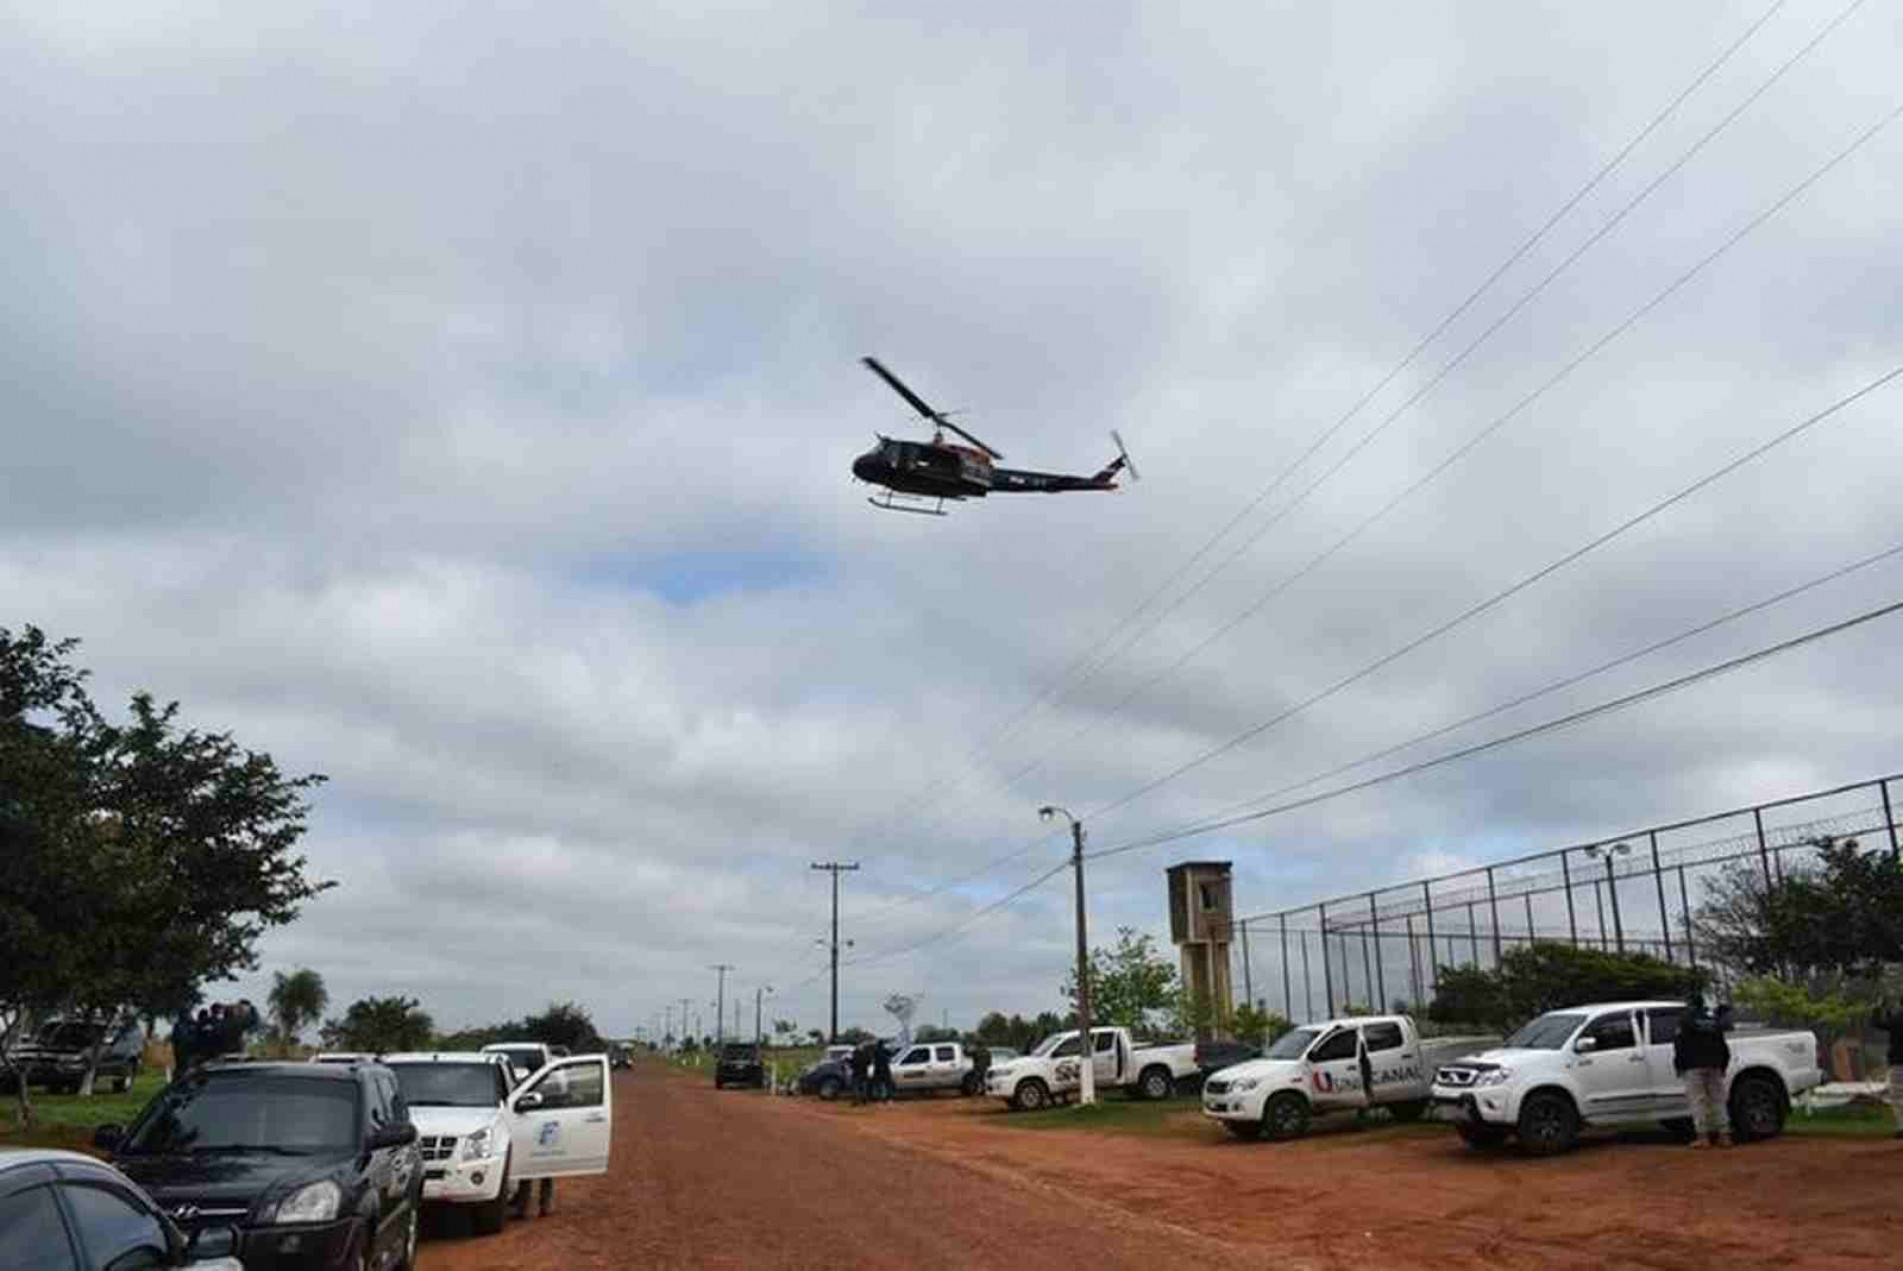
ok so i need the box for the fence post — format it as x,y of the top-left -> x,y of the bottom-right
1239,918 -> 1254,1011
1367,892 -> 1384,1011
1421,880 -> 1438,985
1406,914 -> 1423,1008
1486,866 -> 1503,965
1523,893 -> 1535,945
1753,807 -> 1773,888
1678,865 -> 1697,970
1300,927 -> 1314,1019
1883,778 -> 1899,858
1319,901 -> 1333,1017
1467,902 -> 1480,965
1280,915 -> 1292,1020
1649,831 -> 1672,962
1561,848 -> 1578,946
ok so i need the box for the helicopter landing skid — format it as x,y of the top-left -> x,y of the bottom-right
868,492 -> 949,516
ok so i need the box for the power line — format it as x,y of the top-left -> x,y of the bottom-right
800,1 -> 1810,922
1085,593 -> 1903,865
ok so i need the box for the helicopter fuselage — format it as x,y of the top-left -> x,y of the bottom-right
852,436 -> 1123,500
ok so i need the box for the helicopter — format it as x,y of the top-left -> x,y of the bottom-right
852,356 -> 1137,515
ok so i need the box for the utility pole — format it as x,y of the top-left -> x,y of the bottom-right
711,965 -> 735,1046
755,985 -> 773,1045
1040,805 -> 1095,1107
810,861 -> 860,1043
679,998 -> 693,1047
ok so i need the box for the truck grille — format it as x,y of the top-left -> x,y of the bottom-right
1204,1080 -> 1231,1095
420,1135 -> 459,1162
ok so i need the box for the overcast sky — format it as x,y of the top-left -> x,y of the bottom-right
6,0 -> 1901,1042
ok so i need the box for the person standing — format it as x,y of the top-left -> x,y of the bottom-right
871,1041 -> 893,1104
1674,1000 -> 1733,1149
169,1010 -> 198,1079
1870,998 -> 1903,1139
848,1043 -> 870,1106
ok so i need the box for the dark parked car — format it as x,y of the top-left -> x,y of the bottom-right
714,1043 -> 764,1089
795,1041 -> 899,1100
5,1019 -> 146,1094
1193,1038 -> 1262,1081
97,1061 -> 423,1271
0,1146 -> 243,1269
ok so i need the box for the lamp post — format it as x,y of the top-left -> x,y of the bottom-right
1040,804 -> 1095,1108
1584,843 -> 1632,954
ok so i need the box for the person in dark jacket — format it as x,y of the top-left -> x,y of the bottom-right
1869,999 -> 1903,1139
169,1010 -> 198,1078
848,1044 -> 870,1106
1674,1000 -> 1733,1148
871,1041 -> 894,1103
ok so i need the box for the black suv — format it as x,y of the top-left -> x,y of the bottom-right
97,1061 -> 423,1271
714,1043 -> 764,1089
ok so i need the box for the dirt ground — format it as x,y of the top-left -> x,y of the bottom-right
419,1065 -> 1900,1270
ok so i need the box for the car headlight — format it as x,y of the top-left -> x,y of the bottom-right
268,1179 -> 342,1224
1474,1069 -> 1514,1088
460,1129 -> 493,1161
1227,1077 -> 1261,1092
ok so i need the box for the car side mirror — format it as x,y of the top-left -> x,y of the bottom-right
185,1224 -> 241,1264
368,1122 -> 418,1150
93,1124 -> 124,1151
1573,1036 -> 1598,1054
515,1091 -> 544,1111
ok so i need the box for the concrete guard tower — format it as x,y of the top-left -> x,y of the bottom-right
1167,861 -> 1235,1038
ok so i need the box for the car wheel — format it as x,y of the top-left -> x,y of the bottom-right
1456,1121 -> 1509,1149
1516,1091 -> 1579,1156
1729,1074 -> 1785,1142
1225,1120 -> 1264,1142
475,1151 -> 512,1236
1138,1066 -> 1173,1101
1263,1092 -> 1310,1141
1012,1080 -> 1050,1112
394,1200 -> 419,1271
1388,1099 -> 1429,1123
817,1076 -> 842,1101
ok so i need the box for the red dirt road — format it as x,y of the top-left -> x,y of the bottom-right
420,1065 -> 1901,1270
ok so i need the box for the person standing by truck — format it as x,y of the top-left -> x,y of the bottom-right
1674,1000 -> 1733,1149
1870,998 -> 1903,1139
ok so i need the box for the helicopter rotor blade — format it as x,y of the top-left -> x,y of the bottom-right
861,356 -> 1004,460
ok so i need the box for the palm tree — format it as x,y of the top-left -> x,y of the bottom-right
267,969 -> 328,1056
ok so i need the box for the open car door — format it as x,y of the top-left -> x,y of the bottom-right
509,1055 -> 613,1180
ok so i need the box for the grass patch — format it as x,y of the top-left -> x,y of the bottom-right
1788,1102 -> 1898,1139
1,1072 -> 167,1150
992,1096 -> 1207,1138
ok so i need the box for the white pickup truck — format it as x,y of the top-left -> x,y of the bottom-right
889,1041 -> 983,1097
1201,1014 -> 1497,1141
1429,998 -> 1823,1155
985,1027 -> 1198,1110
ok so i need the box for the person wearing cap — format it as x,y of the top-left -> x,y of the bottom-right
1674,999 -> 1733,1149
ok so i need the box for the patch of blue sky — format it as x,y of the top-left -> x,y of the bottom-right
573,548 -> 828,605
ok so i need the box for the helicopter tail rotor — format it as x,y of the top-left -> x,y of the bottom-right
1111,429 -> 1139,482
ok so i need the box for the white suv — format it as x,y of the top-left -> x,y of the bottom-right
482,1041 -> 556,1084
384,1051 -> 518,1234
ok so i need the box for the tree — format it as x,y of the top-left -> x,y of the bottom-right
836,1026 -> 875,1045
1063,928 -> 1179,1034
0,626 -> 332,1111
319,996 -> 434,1053
806,1028 -> 825,1046
1428,944 -> 1704,1029
1694,839 -> 1903,977
771,1019 -> 798,1046
519,1001 -> 602,1052
267,969 -> 329,1055
1231,1004 -> 1292,1048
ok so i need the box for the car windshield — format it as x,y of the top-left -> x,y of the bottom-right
492,1047 -> 546,1072
1264,1028 -> 1322,1060
1503,1013 -> 1588,1050
122,1075 -> 359,1155
720,1045 -> 756,1060
1030,1033 -> 1073,1058
389,1062 -> 501,1107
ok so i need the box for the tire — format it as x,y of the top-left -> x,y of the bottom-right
1263,1092 -> 1311,1141
1456,1122 -> 1508,1149
1516,1091 -> 1579,1156
961,1072 -> 982,1097
1728,1074 -> 1785,1143
1012,1079 -> 1050,1112
474,1151 -> 511,1236
1137,1066 -> 1174,1102
393,1198 -> 420,1271
1388,1099 -> 1429,1123
1660,1116 -> 1697,1143
1224,1120 -> 1264,1141
817,1077 -> 842,1102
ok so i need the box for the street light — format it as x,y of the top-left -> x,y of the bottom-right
1040,804 -> 1096,1108
1584,843 -> 1632,954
